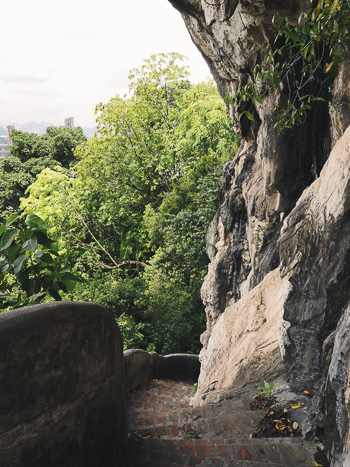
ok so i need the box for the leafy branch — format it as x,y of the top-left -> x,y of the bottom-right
0,214 -> 84,310
225,0 -> 350,131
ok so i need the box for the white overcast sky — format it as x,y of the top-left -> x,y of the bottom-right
0,0 -> 211,128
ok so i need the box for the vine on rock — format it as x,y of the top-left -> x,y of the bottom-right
225,0 -> 350,131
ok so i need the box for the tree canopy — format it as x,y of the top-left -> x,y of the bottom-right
7,53 -> 240,353
0,126 -> 86,223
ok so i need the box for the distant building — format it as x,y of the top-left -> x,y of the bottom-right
7,124 -> 15,145
0,124 -> 15,158
64,117 -> 74,130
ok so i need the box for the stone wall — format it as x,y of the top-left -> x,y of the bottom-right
124,349 -> 200,393
0,302 -> 126,467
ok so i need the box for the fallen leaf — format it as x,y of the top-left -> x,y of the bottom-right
326,61 -> 334,73
249,433 -> 253,439
284,409 -> 289,413
276,423 -> 287,430
303,390 -> 310,395
293,422 -> 299,430
311,462 -> 323,466
291,403 -> 301,409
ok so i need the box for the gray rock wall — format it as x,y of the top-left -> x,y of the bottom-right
168,0 -> 350,463
0,302 -> 126,467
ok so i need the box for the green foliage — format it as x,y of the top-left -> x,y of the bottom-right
191,383 -> 198,396
253,381 -> 279,400
226,0 -> 350,131
0,214 -> 84,311
10,126 -> 86,166
116,313 -> 146,351
139,268 -> 206,354
0,127 -> 86,223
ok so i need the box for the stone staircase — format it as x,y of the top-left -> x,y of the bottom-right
125,379 -> 324,467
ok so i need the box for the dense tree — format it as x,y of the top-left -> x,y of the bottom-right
19,54 -> 239,353
0,127 -> 86,223
10,126 -> 86,165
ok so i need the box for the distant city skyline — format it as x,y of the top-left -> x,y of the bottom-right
0,0 -> 211,128
0,120 -> 97,140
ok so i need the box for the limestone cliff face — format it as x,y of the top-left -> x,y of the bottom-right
168,0 -> 350,463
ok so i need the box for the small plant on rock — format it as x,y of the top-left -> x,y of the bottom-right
252,381 -> 279,409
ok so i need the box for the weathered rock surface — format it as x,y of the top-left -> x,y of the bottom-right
327,302 -> 350,466
0,302 -> 126,467
168,0 -> 350,464
280,125 -> 350,395
193,268 -> 288,405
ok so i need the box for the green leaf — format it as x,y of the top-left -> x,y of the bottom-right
13,254 -> 28,275
245,111 -> 254,121
48,288 -> 62,301
40,253 -> 54,264
29,291 -> 47,303
26,214 -> 47,231
57,268 -> 71,275
35,231 -> 54,248
18,230 -> 26,242
57,281 -> 68,293
5,213 -> 20,227
0,263 -> 10,274
8,244 -> 20,263
0,226 -> 6,237
22,236 -> 38,253
0,228 -> 19,251
22,278 -> 35,297
60,272 -> 86,283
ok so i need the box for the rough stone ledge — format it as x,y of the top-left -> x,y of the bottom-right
0,301 -> 126,467
124,349 -> 200,393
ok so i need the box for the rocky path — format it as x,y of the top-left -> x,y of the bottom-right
125,379 -> 322,467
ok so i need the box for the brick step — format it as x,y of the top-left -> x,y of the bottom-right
126,436 -> 318,466
128,413 -> 262,440
126,455 -> 285,466
125,379 -> 322,466
127,410 -> 192,431
126,458 -> 181,467
128,407 -> 263,431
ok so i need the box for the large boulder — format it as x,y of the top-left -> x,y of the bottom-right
0,302 -> 126,467
193,268 -> 288,405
